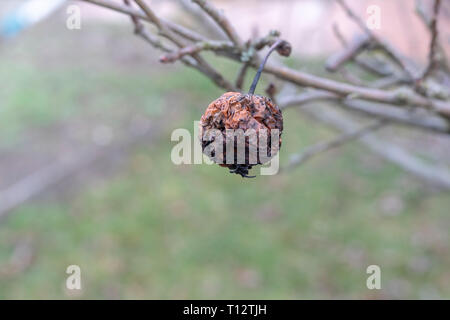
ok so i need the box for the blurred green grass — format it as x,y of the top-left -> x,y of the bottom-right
0,22 -> 450,299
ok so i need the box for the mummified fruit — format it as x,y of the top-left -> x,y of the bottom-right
199,39 -> 289,178
199,92 -> 283,178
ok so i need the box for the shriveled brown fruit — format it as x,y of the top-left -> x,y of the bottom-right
199,92 -> 283,177
199,39 -> 290,178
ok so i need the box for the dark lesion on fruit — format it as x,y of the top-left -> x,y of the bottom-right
228,164 -> 256,178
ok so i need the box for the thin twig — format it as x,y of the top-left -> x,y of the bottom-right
177,0 -> 226,40
81,0 -> 205,42
235,30 -> 283,90
279,91 -> 337,109
420,0 -> 442,80
132,0 -> 236,91
265,83 -> 278,103
326,33 -> 371,72
339,68 -> 365,86
134,0 -> 164,30
235,62 -> 250,90
296,104 -> 450,190
280,91 -> 450,134
159,40 -> 235,63
415,0 -> 432,25
81,0 -> 450,115
285,120 -> 386,169
249,40 -> 284,95
191,0 -> 244,49
123,0 -> 198,67
252,30 -> 282,50
332,23 -> 394,77
370,75 -> 408,89
337,0 -> 418,79
262,63 -> 450,116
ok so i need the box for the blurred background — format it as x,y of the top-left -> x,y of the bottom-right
0,0 -> 449,299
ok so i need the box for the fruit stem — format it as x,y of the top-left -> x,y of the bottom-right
248,40 -> 283,95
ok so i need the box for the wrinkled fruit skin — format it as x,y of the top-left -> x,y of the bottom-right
199,92 -> 283,177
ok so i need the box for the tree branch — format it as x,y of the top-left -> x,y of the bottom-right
133,0 -> 236,91
80,0 -> 450,115
336,0 -> 419,79
81,0 -> 205,42
419,0 -> 442,80
159,40 -> 235,63
262,63 -> 450,116
76,0 -> 450,188
280,91 -> 450,134
235,62 -> 250,90
285,120 -> 386,170
293,103 -> 450,190
326,33 -> 371,72
331,23 -> 395,77
191,0 -> 244,49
